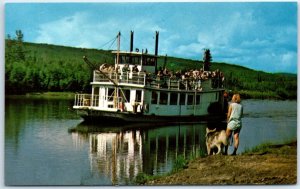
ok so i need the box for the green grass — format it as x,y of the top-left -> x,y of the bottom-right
135,149 -> 207,185
242,143 -> 273,155
25,92 -> 75,100
242,141 -> 297,155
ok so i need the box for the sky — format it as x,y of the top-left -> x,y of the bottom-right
4,1 -> 298,73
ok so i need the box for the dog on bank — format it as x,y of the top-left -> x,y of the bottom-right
206,128 -> 229,155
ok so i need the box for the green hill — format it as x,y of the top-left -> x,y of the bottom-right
5,40 -> 297,99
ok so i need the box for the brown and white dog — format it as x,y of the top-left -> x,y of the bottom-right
206,128 -> 229,155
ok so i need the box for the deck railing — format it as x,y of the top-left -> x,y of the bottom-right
74,93 -> 124,109
93,71 -> 146,85
74,94 -> 99,107
93,70 -> 224,91
148,77 -> 223,90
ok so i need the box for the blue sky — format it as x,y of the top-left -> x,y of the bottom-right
4,2 -> 298,73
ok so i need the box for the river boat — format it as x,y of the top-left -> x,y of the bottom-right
73,31 -> 226,123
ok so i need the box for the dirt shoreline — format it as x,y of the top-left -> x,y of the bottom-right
147,142 -> 297,185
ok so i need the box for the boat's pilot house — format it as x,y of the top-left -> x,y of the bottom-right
113,51 -> 157,74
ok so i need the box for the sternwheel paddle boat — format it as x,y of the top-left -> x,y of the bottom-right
73,31 -> 226,123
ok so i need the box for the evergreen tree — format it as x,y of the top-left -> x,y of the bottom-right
15,30 -> 25,61
203,48 -> 212,71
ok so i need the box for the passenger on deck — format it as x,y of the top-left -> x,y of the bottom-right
163,68 -> 169,76
132,65 -> 139,72
122,64 -> 130,73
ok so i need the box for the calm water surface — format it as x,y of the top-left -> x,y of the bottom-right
5,96 -> 297,185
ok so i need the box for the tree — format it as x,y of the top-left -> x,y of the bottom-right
203,48 -> 212,71
15,30 -> 25,61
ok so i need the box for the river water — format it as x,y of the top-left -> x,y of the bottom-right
5,96 -> 297,185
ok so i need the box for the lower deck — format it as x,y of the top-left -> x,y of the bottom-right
73,85 -> 226,121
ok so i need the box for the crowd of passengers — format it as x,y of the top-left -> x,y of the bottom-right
151,67 -> 225,89
99,63 -> 225,89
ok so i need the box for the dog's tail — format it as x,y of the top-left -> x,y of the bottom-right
206,128 -> 217,137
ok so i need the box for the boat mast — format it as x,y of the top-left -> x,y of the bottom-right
154,31 -> 159,73
114,32 -> 121,108
116,31 -> 121,71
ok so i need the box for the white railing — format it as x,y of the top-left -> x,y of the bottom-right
92,70 -> 224,91
93,71 -> 146,86
74,94 -> 99,107
148,77 -> 215,91
74,93 -> 124,110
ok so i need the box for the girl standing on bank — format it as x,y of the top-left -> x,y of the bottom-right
226,93 -> 243,155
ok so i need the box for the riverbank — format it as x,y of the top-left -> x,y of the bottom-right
238,90 -> 296,100
6,92 -> 75,100
145,141 -> 297,185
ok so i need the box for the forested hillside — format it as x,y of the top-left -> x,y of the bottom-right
5,33 -> 297,99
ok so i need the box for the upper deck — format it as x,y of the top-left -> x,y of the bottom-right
92,70 -> 224,91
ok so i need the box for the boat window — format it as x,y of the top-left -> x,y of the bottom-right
196,95 -> 201,105
159,92 -> 168,105
142,57 -> 156,66
215,92 -> 219,101
122,89 -> 130,102
151,91 -> 158,104
132,56 -> 141,65
170,93 -> 178,105
187,94 -> 194,105
118,55 -> 141,65
107,88 -> 115,101
179,93 -> 186,105
93,87 -> 99,96
136,90 -> 142,102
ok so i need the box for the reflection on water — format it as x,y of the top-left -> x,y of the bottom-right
69,122 -> 214,185
5,97 -> 297,185
89,131 -> 142,184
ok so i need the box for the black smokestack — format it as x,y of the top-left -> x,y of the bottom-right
155,31 -> 159,56
130,31 -> 134,52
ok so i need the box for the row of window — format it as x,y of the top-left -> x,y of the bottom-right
99,87 -> 218,106
118,55 -> 156,66
151,92 -> 201,106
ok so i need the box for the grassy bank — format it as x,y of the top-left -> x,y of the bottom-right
137,141 -> 297,185
242,140 -> 297,155
5,92 -> 76,100
26,92 -> 75,100
239,90 -> 296,100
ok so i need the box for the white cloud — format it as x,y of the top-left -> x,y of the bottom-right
170,10 -> 297,73
172,11 -> 257,59
35,12 -> 109,48
33,7 -> 297,73
35,12 -> 167,53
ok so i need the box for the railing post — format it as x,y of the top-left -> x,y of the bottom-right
79,95 -> 82,106
185,80 -> 188,90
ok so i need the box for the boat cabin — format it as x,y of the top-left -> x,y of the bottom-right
112,51 -> 157,74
